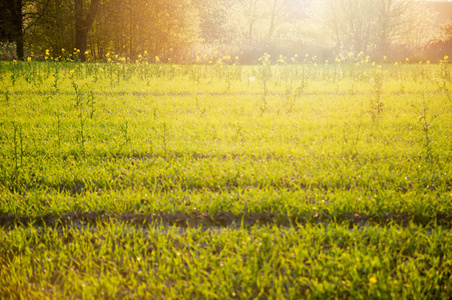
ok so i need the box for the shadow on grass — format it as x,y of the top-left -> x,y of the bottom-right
1,210 -> 451,230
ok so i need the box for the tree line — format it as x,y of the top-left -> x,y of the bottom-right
1,0 -> 451,62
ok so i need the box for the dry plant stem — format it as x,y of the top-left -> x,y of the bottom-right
412,93 -> 438,161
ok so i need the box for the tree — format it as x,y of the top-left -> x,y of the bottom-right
265,0 -> 289,42
311,0 -> 374,53
193,0 -> 234,45
75,0 -> 100,61
224,0 -> 299,51
88,0 -> 200,60
439,21 -> 452,40
23,0 -> 73,59
1,0 -> 25,60
309,0 -> 436,57
0,0 -> 54,60
424,20 -> 452,60
372,0 -> 435,56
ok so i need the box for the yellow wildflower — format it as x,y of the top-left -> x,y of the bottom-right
369,277 -> 378,284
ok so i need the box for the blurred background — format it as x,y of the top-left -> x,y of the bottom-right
1,0 -> 451,62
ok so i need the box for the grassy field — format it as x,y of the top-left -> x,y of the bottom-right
0,56 -> 451,298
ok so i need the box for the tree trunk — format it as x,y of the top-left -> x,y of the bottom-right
75,0 -> 100,61
267,0 -> 277,42
14,26 -> 24,60
4,0 -> 24,60
75,29 -> 88,59
129,1 -> 134,59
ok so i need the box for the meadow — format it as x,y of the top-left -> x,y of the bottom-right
0,54 -> 451,298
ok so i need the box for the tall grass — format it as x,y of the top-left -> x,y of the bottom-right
0,55 -> 451,298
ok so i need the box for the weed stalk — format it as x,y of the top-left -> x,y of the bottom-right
369,67 -> 384,124
412,93 -> 437,161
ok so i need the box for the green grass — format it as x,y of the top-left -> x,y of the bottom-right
0,59 -> 451,298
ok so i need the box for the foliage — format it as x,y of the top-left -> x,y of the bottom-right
2,0 -> 449,62
89,0 -> 200,61
440,21 -> 452,40
307,0 -> 437,58
424,21 -> 452,61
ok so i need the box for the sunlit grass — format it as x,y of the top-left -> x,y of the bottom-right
0,58 -> 451,298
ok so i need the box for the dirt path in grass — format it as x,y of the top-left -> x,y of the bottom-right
1,210 -> 451,229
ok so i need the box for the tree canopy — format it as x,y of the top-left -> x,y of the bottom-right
0,0 -> 450,62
